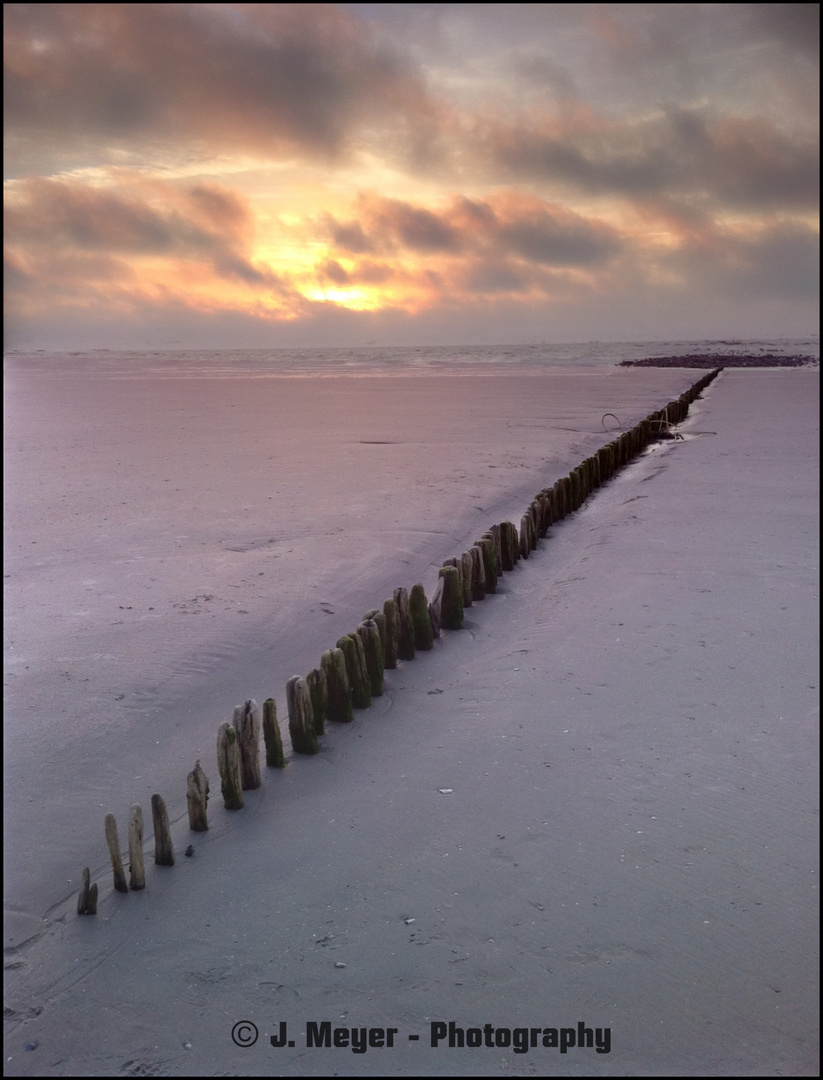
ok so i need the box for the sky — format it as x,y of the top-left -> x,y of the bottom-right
3,3 -> 819,350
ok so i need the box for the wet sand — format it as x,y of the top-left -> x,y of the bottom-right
3,366 -> 818,1075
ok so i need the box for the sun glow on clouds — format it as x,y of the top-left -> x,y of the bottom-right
3,3 -> 819,348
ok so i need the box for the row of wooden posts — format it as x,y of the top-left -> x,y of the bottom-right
78,371 -> 719,915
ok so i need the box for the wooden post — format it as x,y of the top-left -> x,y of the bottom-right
128,805 -> 145,891
529,501 -> 540,543
363,609 -> 387,654
232,699 -> 261,790
382,597 -> 400,669
439,565 -> 464,630
151,794 -> 174,866
489,524 -> 503,574
519,515 -> 531,559
352,631 -> 372,700
470,544 -> 486,601
287,676 -> 319,754
409,584 -> 434,650
187,759 -> 210,829
336,635 -> 371,708
306,667 -> 328,734
322,646 -> 354,723
476,537 -> 497,593
499,521 -> 517,571
104,813 -> 128,893
443,556 -> 462,592
393,587 -> 416,662
357,620 -> 385,694
262,698 -> 286,767
460,551 -> 474,607
217,721 -> 244,810
428,576 -> 444,638
77,867 -> 98,915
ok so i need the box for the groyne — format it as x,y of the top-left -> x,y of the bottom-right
85,369 -> 720,913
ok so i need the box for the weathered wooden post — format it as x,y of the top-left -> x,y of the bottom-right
187,759 -> 210,830
322,646 -> 354,723
382,598 -> 400,669
337,635 -> 372,708
363,609 -> 387,654
262,699 -> 285,767
77,867 -> 98,915
439,565 -> 464,630
552,478 -> 565,519
104,813 -> 128,893
442,557 -> 463,602
499,521 -> 518,571
519,515 -> 531,559
217,721 -> 244,810
489,524 -> 503,574
476,536 -> 497,593
357,620 -> 385,694
428,576 -> 444,638
460,551 -> 474,607
352,631 -> 372,698
232,699 -> 261,790
128,805 -> 145,891
529,501 -> 540,542
409,584 -> 434,650
151,794 -> 174,866
287,676 -> 319,754
393,587 -> 416,661
470,544 -> 486,600
306,667 -> 328,734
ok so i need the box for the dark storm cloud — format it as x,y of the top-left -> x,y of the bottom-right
4,176 -> 284,288
496,209 -> 621,267
484,105 -> 818,212
326,193 -> 622,270
3,3 -> 432,163
667,220 -> 820,303
750,3 -> 820,61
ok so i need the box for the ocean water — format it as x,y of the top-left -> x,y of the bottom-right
4,336 -> 818,378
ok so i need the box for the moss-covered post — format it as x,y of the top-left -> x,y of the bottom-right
529,501 -> 540,543
393,587 -> 416,662
232,699 -> 261,790
352,632 -> 372,700
337,635 -> 371,708
460,552 -> 474,607
217,721 -> 244,810
470,544 -> 486,600
382,597 -> 400,669
428,576 -> 443,638
287,676 -> 319,754
76,866 -> 98,915
363,609 -> 387,655
477,536 -> 497,594
322,646 -> 354,723
443,557 -> 463,597
439,565 -> 464,630
187,759 -> 210,829
357,620 -> 385,693
104,814 -> 128,893
306,667 -> 328,734
498,521 -> 515,571
489,524 -> 503,574
128,805 -> 145,891
262,699 -> 285,767
151,793 -> 174,866
519,515 -> 531,560
408,584 -> 434,650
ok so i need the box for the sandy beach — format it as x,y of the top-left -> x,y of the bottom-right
3,364 -> 819,1076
